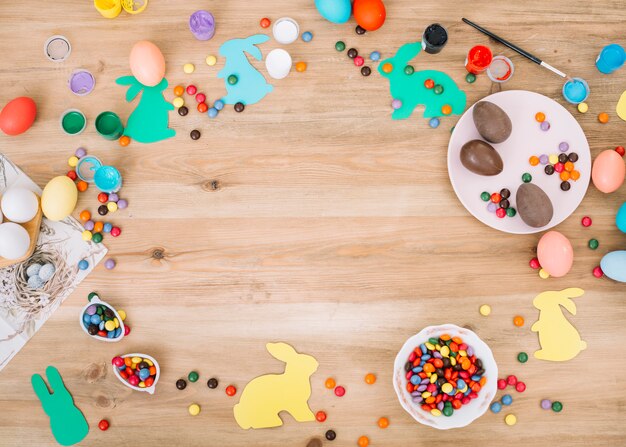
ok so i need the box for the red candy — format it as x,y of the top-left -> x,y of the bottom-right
67,170 -> 77,180
354,56 -> 364,67
495,208 -> 506,218
124,325 -> 131,336
315,411 -> 327,422
186,85 -> 197,95
554,162 -> 564,173
98,192 -> 109,203
111,227 -> 121,237
529,257 -> 541,269
581,216 -> 592,227
515,381 -> 526,392
98,419 -> 109,431
334,386 -> 346,397
593,266 -> 603,278
424,79 -> 435,89
506,375 -> 517,386
112,356 -> 124,367
128,375 -> 139,386
615,146 -> 625,157
260,17 -> 271,28
226,385 -> 237,396
196,93 -> 206,104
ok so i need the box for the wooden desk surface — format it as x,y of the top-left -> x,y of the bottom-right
0,1 -> 625,446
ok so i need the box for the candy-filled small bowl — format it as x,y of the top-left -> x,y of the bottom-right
112,353 -> 160,395
79,296 -> 126,342
393,324 -> 497,429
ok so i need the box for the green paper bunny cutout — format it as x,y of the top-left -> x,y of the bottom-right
32,366 -> 89,446
116,76 -> 175,143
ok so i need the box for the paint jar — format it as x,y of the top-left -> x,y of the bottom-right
273,17 -> 299,45
595,44 -> 625,74
94,0 -> 122,18
486,55 -> 514,83
562,77 -> 590,104
68,70 -> 95,96
465,45 -> 492,74
189,10 -> 215,41
76,156 -> 123,193
60,109 -> 86,135
95,111 -> 124,140
44,35 -> 71,62
421,23 -> 448,54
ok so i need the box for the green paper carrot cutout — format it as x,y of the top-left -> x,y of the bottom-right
31,366 -> 89,446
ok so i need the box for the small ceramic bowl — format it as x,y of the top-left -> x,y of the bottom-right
393,324 -> 498,429
112,353 -> 160,394
79,296 -> 125,342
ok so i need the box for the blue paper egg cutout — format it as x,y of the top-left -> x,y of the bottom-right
616,202 -> 626,233
601,250 -> 626,283
315,0 -> 352,24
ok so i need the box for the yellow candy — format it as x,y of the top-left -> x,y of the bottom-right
539,268 -> 550,279
479,304 -> 491,316
118,310 -> 126,321
183,63 -> 195,74
430,374 -> 438,383
107,202 -> 118,213
104,320 -> 116,331
549,154 -> 558,165
440,345 -> 450,357
577,102 -> 588,113
114,318 -> 120,328
458,386 -> 468,393
81,230 -> 92,241
435,344 -> 441,350
421,392 -> 431,398
144,359 -> 153,366
450,357 -> 457,366
188,403 -> 201,416
206,55 -> 217,66
425,342 -> 435,350
430,409 -> 442,417
172,97 -> 184,108
131,356 -> 142,364
138,381 -> 146,388
458,350 -> 467,357
68,156 -> 79,167
441,383 -> 453,394
505,414 -> 517,426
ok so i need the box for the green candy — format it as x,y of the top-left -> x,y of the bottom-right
517,352 -> 528,363
227,75 -> 238,85
465,73 -> 476,83
335,41 -> 346,51
480,191 -> 491,202
433,84 -> 444,95
506,207 -> 517,217
88,292 -> 98,302
96,307 -> 103,315
188,371 -> 199,383
443,406 -> 454,417
522,173 -> 532,183
404,65 -> 415,75
588,239 -> 599,250
92,232 -> 103,243
552,401 -> 563,412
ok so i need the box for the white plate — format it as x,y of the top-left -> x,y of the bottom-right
393,324 -> 498,430
447,90 -> 591,234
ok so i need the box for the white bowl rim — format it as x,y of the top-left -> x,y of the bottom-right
393,324 -> 498,429
79,296 -> 125,343
112,353 -> 160,395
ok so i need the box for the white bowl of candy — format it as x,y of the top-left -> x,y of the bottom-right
112,353 -> 160,394
79,295 -> 126,342
393,324 -> 498,429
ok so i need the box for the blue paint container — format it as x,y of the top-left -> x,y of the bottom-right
595,44 -> 625,74
562,77 -> 589,104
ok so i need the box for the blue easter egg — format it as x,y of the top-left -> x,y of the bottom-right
616,202 -> 626,233
315,0 -> 352,24
600,250 -> 626,282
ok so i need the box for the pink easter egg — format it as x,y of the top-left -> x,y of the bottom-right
592,149 -> 625,193
129,41 -> 165,87
537,231 -> 574,278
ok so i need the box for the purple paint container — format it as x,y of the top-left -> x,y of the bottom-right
68,70 -> 95,96
189,10 -> 216,41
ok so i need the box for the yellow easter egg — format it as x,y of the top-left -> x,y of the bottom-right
41,176 -> 78,221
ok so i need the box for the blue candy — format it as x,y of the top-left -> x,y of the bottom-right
471,375 -> 482,381
103,223 -> 112,233
419,343 -> 426,353
99,321 -> 105,330
302,31 -> 313,42
138,368 -> 150,380
208,107 -> 218,118
490,402 -> 502,413
421,354 -> 431,361
214,100 -> 224,111
457,379 -> 466,390
107,331 -> 115,339
78,259 -> 89,270
118,364 -> 126,371
83,313 -> 91,325
90,314 -> 101,325
370,51 -> 381,61
410,375 -> 420,385
412,367 -> 423,373
501,394 -> 513,405
114,327 -> 122,338
429,117 -> 440,128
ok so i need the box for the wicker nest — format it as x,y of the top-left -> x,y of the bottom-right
12,247 -> 74,320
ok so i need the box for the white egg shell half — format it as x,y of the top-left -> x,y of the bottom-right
0,222 -> 30,259
1,188 -> 38,223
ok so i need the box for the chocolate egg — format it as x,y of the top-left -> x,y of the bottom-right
460,139 -> 504,176
516,183 -> 553,228
472,101 -> 512,144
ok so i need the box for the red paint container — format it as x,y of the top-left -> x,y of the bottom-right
465,45 -> 493,74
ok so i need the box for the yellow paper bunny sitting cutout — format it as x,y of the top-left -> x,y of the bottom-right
531,288 -> 587,361
234,342 -> 319,429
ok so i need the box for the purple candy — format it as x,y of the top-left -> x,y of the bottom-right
541,399 -> 552,409
391,99 -> 402,110
417,384 -> 427,392
86,304 -> 97,315
487,202 -> 498,213
437,401 -> 444,411
467,346 -> 474,357
75,147 -> 87,158
433,351 -> 442,359
84,220 -> 95,231
412,396 -> 423,404
559,141 -> 569,152
539,154 -> 549,165
540,121 -> 550,131
411,391 -> 421,397
420,378 -> 429,384
117,199 -> 128,209
104,258 -> 116,270
108,193 -> 119,202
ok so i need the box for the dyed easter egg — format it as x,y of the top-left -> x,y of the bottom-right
41,176 -> 78,221
472,101 -> 512,144
129,41 -> 166,87
516,183 -> 553,228
537,231 -> 573,277
600,251 -> 626,283
592,149 -> 625,193
315,0 -> 352,24
460,140 -> 504,176
0,97 -> 37,136
616,202 -> 626,233
353,0 -> 386,31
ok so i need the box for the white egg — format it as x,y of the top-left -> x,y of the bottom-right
1,187 -> 39,223
0,222 -> 30,260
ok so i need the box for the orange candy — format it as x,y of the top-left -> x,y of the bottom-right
197,103 -> 208,113
381,63 -> 393,73
513,315 -> 524,327
295,62 -> 307,72
260,17 -> 271,28
315,411 -> 327,422
358,436 -> 369,447
325,378 -> 336,389
79,210 -> 91,222
564,161 -> 574,172
598,112 -> 609,123
173,85 -> 184,96
377,417 -> 389,428
560,171 -> 570,181
119,136 -> 130,147
441,104 -> 452,115
535,112 -> 545,122
529,156 -> 539,166
570,170 -> 580,181
93,222 -> 104,233
423,363 -> 435,373
225,385 -> 237,396
364,373 -> 376,384
77,180 -> 88,192
440,334 -> 451,341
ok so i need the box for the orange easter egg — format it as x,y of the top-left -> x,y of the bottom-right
353,0 -> 386,31
129,41 -> 165,87
592,149 -> 625,193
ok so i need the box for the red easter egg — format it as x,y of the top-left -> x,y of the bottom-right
353,0 -> 386,31
0,97 -> 37,136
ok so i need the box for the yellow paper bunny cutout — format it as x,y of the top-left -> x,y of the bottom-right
234,342 -> 319,429
531,288 -> 587,361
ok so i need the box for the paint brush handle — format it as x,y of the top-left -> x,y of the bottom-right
462,18 -> 542,65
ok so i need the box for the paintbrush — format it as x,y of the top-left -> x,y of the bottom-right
462,18 -> 573,82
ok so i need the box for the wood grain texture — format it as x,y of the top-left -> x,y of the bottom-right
0,1 -> 625,446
